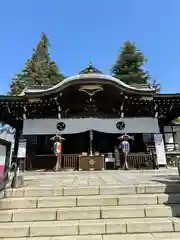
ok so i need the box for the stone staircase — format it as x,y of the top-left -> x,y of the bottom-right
1,180 -> 180,239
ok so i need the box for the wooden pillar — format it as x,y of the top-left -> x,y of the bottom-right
158,119 -> 165,144
11,121 -> 23,188
13,125 -> 21,168
89,130 -> 93,156
171,125 -> 177,151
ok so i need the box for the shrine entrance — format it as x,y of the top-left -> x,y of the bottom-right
63,131 -> 146,155
62,130 -> 120,154
62,131 -> 90,154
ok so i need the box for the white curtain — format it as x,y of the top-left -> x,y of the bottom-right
23,117 -> 159,135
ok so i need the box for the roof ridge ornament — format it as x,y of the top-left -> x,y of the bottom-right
79,62 -> 103,75
88,61 -> 92,67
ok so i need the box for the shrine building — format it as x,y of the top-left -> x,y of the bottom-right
1,64 -> 180,171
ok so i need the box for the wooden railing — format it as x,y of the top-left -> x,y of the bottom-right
165,143 -> 180,152
104,152 -> 156,169
61,152 -> 156,170
126,153 -> 156,169
62,154 -> 79,169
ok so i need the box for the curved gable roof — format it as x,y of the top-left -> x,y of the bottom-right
24,73 -> 158,97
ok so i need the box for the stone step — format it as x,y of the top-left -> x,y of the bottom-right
1,193 -> 180,209
103,232 -> 180,240
0,236 -> 103,240
0,232 -> 180,240
0,217 -> 179,238
153,232 -> 180,240
2,233 -> 180,240
1,205 -> 180,222
3,183 -> 180,197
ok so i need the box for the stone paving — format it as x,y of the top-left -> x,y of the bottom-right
21,167 -> 179,188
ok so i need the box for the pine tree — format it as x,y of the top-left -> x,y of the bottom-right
47,61 -> 65,86
111,41 -> 149,85
8,80 -> 24,96
9,32 -> 65,95
8,60 -> 33,95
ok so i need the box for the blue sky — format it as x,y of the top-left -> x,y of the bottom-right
0,0 -> 179,94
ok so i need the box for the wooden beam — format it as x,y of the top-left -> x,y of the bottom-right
58,106 -> 61,119
23,106 -> 27,119
54,97 -> 61,119
120,103 -> 124,111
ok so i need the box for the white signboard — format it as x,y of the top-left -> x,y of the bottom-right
154,134 -> 167,165
17,139 -> 27,158
0,145 -> 6,178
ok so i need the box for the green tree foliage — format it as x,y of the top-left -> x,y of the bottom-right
9,32 -> 65,95
111,41 -> 149,85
